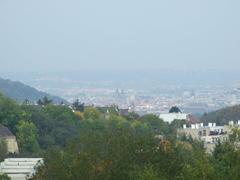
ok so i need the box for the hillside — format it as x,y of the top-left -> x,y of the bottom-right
0,77 -> 67,104
201,105 -> 240,125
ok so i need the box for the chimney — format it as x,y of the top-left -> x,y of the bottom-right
229,121 -> 234,126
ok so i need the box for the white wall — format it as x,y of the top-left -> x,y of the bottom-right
159,113 -> 188,124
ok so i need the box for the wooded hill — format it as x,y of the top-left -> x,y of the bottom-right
201,105 -> 240,125
0,77 -> 66,104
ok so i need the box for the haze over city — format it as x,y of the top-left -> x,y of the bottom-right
1,0 -> 240,117
1,0 -> 240,73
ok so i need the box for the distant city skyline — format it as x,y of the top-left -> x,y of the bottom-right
0,0 -> 240,72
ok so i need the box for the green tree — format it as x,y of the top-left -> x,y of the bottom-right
213,142 -> 240,179
140,114 -> 169,134
21,105 -> 80,149
133,166 -> 159,180
72,99 -> 84,112
33,116 -> 156,180
169,119 -> 186,136
37,96 -> 52,106
169,106 -> 181,113
16,120 -> 39,153
0,93 -> 21,133
126,112 -> 140,121
229,128 -> 240,142
22,99 -> 31,105
0,139 -> 7,161
84,107 -> 101,120
0,174 -> 11,180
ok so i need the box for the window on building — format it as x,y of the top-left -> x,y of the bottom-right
203,130 -> 206,136
212,137 -> 219,143
212,138 -> 215,143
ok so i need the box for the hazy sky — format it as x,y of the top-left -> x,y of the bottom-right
0,0 -> 240,72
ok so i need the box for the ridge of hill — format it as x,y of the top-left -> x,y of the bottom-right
201,105 -> 240,125
0,77 -> 67,104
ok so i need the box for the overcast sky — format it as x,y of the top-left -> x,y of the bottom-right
0,0 -> 240,72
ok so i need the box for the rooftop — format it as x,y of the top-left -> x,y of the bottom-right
0,158 -> 43,180
0,125 -> 14,138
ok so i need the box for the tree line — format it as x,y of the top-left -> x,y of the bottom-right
1,93 -> 240,179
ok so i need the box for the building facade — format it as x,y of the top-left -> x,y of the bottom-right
0,125 -> 19,154
0,158 -> 43,180
177,122 -> 232,152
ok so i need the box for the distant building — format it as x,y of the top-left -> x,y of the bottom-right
177,122 -> 232,153
0,158 -> 43,180
159,112 -> 199,124
0,125 -> 19,154
159,113 -> 188,124
118,108 -> 130,116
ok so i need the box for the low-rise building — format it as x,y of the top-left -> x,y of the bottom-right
0,125 -> 19,154
159,113 -> 188,124
0,158 -> 43,180
159,113 -> 199,124
177,122 -> 231,152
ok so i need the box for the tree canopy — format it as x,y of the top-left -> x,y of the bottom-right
0,93 -> 240,179
169,106 -> 182,113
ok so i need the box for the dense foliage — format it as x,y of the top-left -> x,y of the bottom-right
1,93 -> 240,179
32,119 -> 215,180
0,173 -> 11,180
169,106 -> 181,113
0,139 -> 7,162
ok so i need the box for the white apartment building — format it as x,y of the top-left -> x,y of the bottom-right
177,122 -> 232,152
